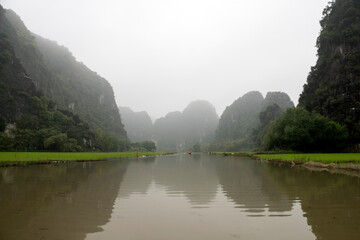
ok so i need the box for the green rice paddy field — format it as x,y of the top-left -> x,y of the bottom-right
0,152 -> 168,166
253,153 -> 360,164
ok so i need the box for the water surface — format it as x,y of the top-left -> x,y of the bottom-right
0,153 -> 359,240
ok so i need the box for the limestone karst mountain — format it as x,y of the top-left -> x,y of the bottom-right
0,6 -> 126,139
119,107 -> 153,142
153,100 -> 219,152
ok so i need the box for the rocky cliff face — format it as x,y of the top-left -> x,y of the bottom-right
0,24 -> 37,123
216,91 -> 264,141
262,92 -> 294,110
299,0 -> 360,145
0,6 -> 126,139
0,8 -> 96,151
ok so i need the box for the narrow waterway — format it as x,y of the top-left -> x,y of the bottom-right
0,153 -> 359,240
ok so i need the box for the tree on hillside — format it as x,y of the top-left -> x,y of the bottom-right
299,0 -> 360,146
265,107 -> 348,152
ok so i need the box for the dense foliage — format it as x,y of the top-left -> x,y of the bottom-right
299,0 -> 360,146
130,141 -> 157,152
265,107 -> 348,152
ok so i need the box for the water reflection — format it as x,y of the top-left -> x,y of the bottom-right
0,160 -> 129,240
118,154 -> 218,206
153,154 -> 218,206
1,154 -> 359,240
212,156 -> 293,214
262,164 -> 360,240
88,154 -> 314,240
117,157 -> 155,197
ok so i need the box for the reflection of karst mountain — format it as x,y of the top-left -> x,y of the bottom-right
153,154 -> 219,205
118,154 -> 219,206
2,155 -> 359,240
0,160 -> 129,240
264,165 -> 360,240
213,156 -> 292,213
153,100 -> 219,152
117,157 -> 156,197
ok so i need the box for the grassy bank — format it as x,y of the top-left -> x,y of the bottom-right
212,152 -> 360,164
0,152 -> 169,166
253,153 -> 360,164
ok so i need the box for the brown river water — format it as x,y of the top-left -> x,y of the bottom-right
0,153 -> 359,240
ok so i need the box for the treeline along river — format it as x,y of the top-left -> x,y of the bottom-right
0,154 -> 359,239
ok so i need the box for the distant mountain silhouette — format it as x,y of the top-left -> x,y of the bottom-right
119,107 -> 153,142
153,100 -> 219,152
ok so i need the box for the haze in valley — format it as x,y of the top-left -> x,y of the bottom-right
0,0 -> 329,119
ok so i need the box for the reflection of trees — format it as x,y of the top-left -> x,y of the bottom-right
264,165 -> 360,240
214,156 -> 360,238
212,156 -> 292,213
0,160 -> 129,240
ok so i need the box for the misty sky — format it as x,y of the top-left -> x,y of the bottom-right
0,0 -> 329,119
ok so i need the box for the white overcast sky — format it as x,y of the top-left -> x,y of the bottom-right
1,0 -> 329,119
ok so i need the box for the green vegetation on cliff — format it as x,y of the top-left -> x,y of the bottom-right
0,6 -> 126,140
34,35 -> 126,138
299,0 -> 360,146
262,0 -> 360,153
0,25 -> 95,151
212,91 -> 294,151
216,91 -> 264,142
0,5 -> 130,152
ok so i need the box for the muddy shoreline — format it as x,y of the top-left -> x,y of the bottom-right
253,156 -> 360,177
212,152 -> 360,177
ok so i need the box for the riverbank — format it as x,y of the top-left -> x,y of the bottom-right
0,152 -> 171,167
253,153 -> 360,164
252,153 -> 360,177
212,152 -> 360,172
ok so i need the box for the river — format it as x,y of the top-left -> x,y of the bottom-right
0,153 -> 359,240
